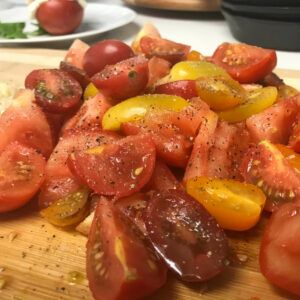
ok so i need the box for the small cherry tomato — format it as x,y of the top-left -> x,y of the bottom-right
83,39 -> 134,77
36,0 -> 84,35
0,142 -> 46,213
186,50 -> 205,61
186,177 -> 266,231
145,189 -> 229,282
68,135 -> 156,198
212,43 -> 277,83
83,83 -> 99,100
91,56 -> 149,103
25,69 -> 83,114
218,86 -> 278,123
102,94 -> 188,131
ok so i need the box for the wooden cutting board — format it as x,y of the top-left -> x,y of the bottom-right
0,48 -> 300,300
124,0 -> 221,12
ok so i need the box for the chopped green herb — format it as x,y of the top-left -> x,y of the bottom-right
0,22 -> 27,39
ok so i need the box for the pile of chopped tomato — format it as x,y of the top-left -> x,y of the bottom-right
1,24 -> 300,300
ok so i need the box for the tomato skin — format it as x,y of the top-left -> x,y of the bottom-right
260,202 -> 300,296
36,0 -> 83,35
147,57 -> 171,88
212,43 -> 277,84
91,56 -> 149,103
64,39 -> 89,70
0,89 -> 53,158
145,189 -> 229,282
25,69 -> 83,114
68,135 -> 156,198
240,140 -> 300,212
0,142 -> 46,213
140,36 -> 190,64
83,40 -> 134,77
154,80 -> 198,99
87,198 -> 167,300
246,97 -> 299,144
59,61 -> 90,89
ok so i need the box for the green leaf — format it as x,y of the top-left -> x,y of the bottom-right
0,22 -> 27,39
27,25 -> 47,37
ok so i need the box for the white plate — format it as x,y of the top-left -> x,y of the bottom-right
0,3 -> 136,44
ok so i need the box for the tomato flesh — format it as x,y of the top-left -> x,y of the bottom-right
87,198 -> 167,300
212,43 -> 277,83
240,140 -> 300,212
260,202 -> 300,296
64,39 -> 89,70
25,69 -> 83,113
68,135 -> 156,198
0,142 -> 46,213
91,56 -> 149,103
187,177 -> 266,231
145,189 -> 229,282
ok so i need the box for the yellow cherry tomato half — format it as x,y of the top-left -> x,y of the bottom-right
40,188 -> 89,227
83,82 -> 99,100
277,84 -> 299,101
168,61 -> 230,82
186,177 -> 266,231
276,144 -> 300,172
195,76 -> 245,111
218,86 -> 278,123
102,94 -> 188,131
186,50 -> 205,61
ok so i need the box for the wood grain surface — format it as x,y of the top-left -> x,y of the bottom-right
0,48 -> 300,300
124,0 -> 221,12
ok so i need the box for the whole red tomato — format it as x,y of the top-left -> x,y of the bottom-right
36,0 -> 84,35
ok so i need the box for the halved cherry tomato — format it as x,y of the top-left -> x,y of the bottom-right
147,57 -> 171,89
0,89 -> 53,158
0,142 -> 46,213
139,36 -> 190,64
87,198 -> 167,300
240,140 -> 300,212
166,61 -> 229,83
91,56 -> 149,103
145,190 -> 229,282
196,76 -> 245,110
83,39 -> 134,77
212,43 -> 277,83
25,69 -> 82,113
36,0 -> 84,35
59,61 -> 90,89
186,177 -> 266,231
186,50 -> 205,61
246,96 -> 299,144
154,80 -> 198,100
40,187 -> 89,227
68,135 -> 156,198
277,85 -> 299,101
218,86 -> 278,123
64,39 -> 89,69
260,202 -> 300,296
62,92 -> 111,133
258,72 -> 283,87
83,83 -> 99,101
102,94 -> 188,131
276,144 -> 300,171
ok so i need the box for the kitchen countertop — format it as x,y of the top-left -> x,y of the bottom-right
1,0 -> 300,70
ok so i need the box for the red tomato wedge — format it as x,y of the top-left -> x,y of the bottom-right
154,80 -> 198,100
240,140 -> 300,212
83,39 -> 134,77
64,39 -> 89,70
0,142 -> 46,213
0,89 -> 53,158
140,36 -> 191,64
144,189 -> 229,282
147,56 -> 171,88
212,43 -> 277,83
25,69 -> 83,114
91,56 -> 149,103
260,202 -> 300,296
68,135 -> 156,198
246,97 -> 299,144
39,128 -> 118,208
86,198 -> 167,300
62,92 -> 111,134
